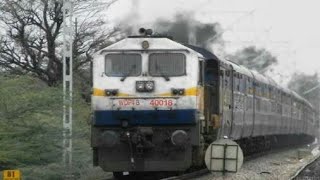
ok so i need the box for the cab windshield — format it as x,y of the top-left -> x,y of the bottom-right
149,53 -> 186,77
105,54 -> 142,76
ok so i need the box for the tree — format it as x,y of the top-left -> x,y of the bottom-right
229,46 -> 278,74
0,0 -> 119,86
288,72 -> 320,112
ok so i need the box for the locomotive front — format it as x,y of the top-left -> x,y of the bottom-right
91,35 -> 202,174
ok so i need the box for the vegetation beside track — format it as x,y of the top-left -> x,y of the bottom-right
0,75 -> 109,180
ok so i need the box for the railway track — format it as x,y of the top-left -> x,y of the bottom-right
161,144 -> 317,180
160,169 -> 209,180
289,146 -> 320,180
160,149 -> 285,180
102,145 -> 319,180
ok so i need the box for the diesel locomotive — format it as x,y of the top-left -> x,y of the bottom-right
90,29 -> 318,178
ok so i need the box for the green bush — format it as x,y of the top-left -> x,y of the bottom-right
0,75 -> 108,179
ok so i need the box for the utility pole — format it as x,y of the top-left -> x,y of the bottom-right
62,0 -> 73,177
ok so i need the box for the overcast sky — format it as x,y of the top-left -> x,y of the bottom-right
105,0 -> 320,84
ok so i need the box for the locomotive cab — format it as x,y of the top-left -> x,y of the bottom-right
91,35 -> 206,173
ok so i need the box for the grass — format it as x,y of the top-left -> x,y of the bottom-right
0,75 -> 110,179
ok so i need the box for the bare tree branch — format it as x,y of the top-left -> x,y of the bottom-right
0,0 -> 119,86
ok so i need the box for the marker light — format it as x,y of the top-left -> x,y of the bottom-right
178,89 -> 184,95
172,89 -> 178,95
172,88 -> 185,95
105,89 -> 118,96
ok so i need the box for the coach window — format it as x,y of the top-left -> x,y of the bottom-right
263,84 -> 267,97
247,78 -> 252,94
233,72 -> 240,91
269,87 -> 274,99
240,75 -> 246,93
252,81 -> 256,95
105,54 -> 141,76
262,84 -> 265,96
238,78 -> 241,92
255,82 -> 260,96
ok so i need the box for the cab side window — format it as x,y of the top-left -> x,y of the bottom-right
205,61 -> 218,85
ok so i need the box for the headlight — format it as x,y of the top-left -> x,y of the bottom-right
145,81 -> 154,92
136,81 -> 145,92
136,81 -> 155,92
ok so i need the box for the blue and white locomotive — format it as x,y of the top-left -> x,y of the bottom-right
91,29 -> 318,178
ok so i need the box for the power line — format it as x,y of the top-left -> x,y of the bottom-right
211,10 -> 256,42
303,84 -> 320,95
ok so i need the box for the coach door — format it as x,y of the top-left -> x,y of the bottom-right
219,66 -> 233,138
203,60 -> 219,135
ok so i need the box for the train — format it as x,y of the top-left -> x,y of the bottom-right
90,29 -> 318,179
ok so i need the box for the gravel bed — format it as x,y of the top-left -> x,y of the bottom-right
294,148 -> 320,180
194,145 -> 320,180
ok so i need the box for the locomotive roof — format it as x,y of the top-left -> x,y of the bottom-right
97,37 -> 193,54
184,44 -> 219,61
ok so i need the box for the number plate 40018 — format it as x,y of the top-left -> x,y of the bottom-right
114,98 -> 176,108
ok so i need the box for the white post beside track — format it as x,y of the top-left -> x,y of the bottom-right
62,0 -> 73,175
